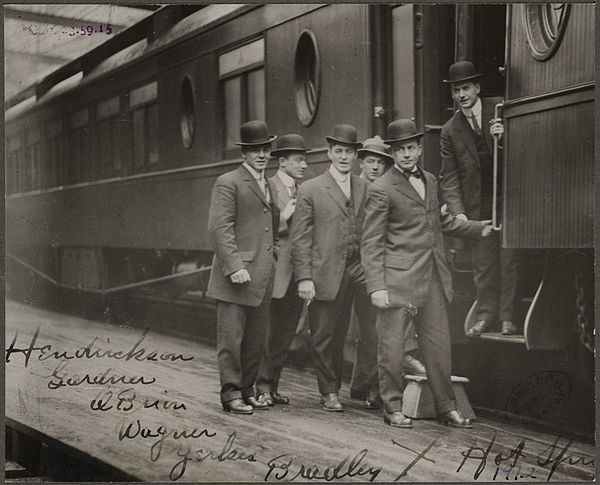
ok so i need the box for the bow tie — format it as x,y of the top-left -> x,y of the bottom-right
405,169 -> 422,179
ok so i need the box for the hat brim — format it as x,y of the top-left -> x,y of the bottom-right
442,73 -> 483,84
384,132 -> 424,145
271,147 -> 309,156
235,135 -> 277,146
357,148 -> 393,162
325,136 -> 362,148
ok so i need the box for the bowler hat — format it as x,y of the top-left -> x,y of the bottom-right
384,119 -> 423,145
358,136 -> 393,162
271,134 -> 309,156
235,120 -> 277,146
325,124 -> 362,148
443,60 -> 483,84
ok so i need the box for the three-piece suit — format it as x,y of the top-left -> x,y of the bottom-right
207,165 -> 279,403
256,173 -> 304,396
361,166 -> 484,414
292,170 -> 376,394
440,97 -> 518,324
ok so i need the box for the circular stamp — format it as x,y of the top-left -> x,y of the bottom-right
504,370 -> 572,426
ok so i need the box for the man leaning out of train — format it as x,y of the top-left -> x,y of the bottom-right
256,134 -> 309,406
439,60 -> 519,337
361,119 -> 497,429
291,123 -> 376,412
207,120 -> 280,415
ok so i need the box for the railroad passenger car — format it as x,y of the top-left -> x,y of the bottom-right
5,4 -> 594,438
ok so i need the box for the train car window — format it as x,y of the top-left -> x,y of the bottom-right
129,81 -> 159,169
180,76 -> 195,149
147,104 -> 159,164
46,118 -> 63,188
68,108 -> 89,184
219,39 -> 265,154
294,30 -> 320,126
132,109 -> 146,167
97,96 -> 122,176
523,4 -> 571,61
25,127 -> 43,191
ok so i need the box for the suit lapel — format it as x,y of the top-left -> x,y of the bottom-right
239,165 -> 271,209
351,174 -> 364,215
456,111 -> 479,163
324,171 -> 350,216
270,172 -> 291,211
391,167 -> 426,207
481,98 -> 495,151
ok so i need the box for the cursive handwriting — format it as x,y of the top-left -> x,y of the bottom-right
90,387 -> 187,413
457,432 -> 526,480
6,328 -> 194,368
118,419 -> 217,463
536,435 -> 595,481
47,360 -> 155,390
265,448 -> 381,482
170,432 -> 256,481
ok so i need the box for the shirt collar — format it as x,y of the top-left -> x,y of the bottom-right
243,162 -> 264,180
394,164 -> 422,179
329,164 -> 350,183
276,169 -> 296,188
461,97 -> 482,118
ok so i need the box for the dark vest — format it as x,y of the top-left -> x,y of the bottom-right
467,123 -> 499,218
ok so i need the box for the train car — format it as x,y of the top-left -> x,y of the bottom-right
5,4 -> 594,437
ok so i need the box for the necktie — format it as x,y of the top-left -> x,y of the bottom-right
470,114 -> 481,135
259,175 -> 270,203
289,183 -> 297,199
409,170 -> 422,179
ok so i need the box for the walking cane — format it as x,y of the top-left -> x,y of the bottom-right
492,102 -> 504,229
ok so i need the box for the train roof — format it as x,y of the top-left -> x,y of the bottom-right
5,4 -> 253,117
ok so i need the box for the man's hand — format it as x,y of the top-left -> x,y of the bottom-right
455,213 -> 468,221
481,220 -> 501,237
298,279 -> 316,303
230,268 -> 251,284
281,199 -> 296,221
371,289 -> 390,309
489,118 -> 504,139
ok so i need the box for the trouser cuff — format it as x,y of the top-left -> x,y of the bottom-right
241,387 -> 256,399
256,384 -> 273,395
435,399 -> 457,415
221,391 -> 242,404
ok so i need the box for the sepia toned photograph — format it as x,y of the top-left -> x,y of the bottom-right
4,3 -> 595,482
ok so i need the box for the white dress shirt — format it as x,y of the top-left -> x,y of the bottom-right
243,162 -> 270,202
461,97 -> 482,133
329,165 -> 351,199
394,164 -> 425,200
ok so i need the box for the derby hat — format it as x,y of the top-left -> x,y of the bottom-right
443,60 -> 483,84
358,136 -> 393,162
271,134 -> 309,156
384,119 -> 423,145
235,120 -> 277,146
325,124 -> 362,148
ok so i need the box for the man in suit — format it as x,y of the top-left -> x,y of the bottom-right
350,136 -> 426,409
292,124 -> 375,412
256,134 -> 308,406
439,61 -> 519,336
362,119 -> 496,428
207,120 -> 279,414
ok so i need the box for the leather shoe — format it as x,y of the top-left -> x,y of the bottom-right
222,398 -> 253,414
467,320 -> 491,336
403,355 -> 427,375
272,392 -> 290,405
364,391 -> 381,410
438,409 -> 472,428
257,392 -> 274,406
501,320 -> 518,335
244,396 -> 269,410
383,410 -> 413,428
320,393 -> 343,412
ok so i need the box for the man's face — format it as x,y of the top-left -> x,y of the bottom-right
359,155 -> 387,182
451,81 -> 480,110
392,139 -> 422,172
280,152 -> 308,180
328,143 -> 357,174
242,143 -> 271,171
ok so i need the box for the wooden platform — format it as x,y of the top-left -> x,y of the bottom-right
5,301 -> 595,482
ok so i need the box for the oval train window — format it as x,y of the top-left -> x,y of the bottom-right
522,4 -> 571,61
180,76 -> 195,148
294,30 -> 320,127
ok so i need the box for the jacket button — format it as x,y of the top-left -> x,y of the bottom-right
263,208 -> 268,213
265,227 -> 269,232
266,245 -> 271,250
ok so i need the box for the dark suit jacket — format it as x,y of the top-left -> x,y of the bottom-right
207,165 -> 278,307
361,167 -> 484,308
291,169 -> 368,302
270,173 -> 295,299
439,97 -> 502,220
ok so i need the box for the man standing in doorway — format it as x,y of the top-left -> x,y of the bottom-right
439,61 -> 519,336
207,120 -> 279,414
256,134 -> 308,406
